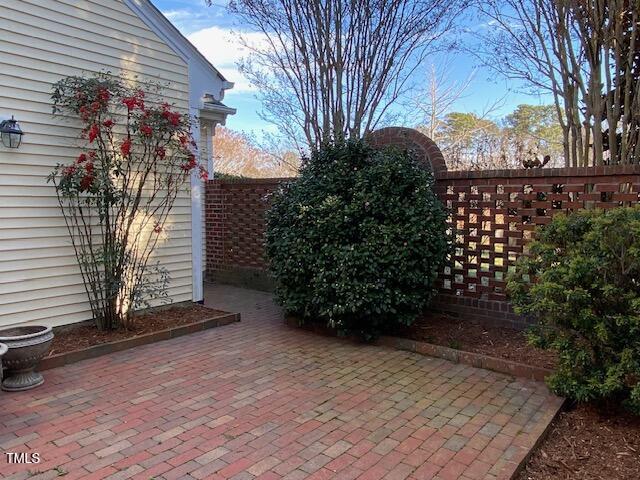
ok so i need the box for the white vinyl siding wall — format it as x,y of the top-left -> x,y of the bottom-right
0,0 -> 193,328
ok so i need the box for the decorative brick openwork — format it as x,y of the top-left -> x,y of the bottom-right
205,128 -> 640,329
435,166 -> 640,305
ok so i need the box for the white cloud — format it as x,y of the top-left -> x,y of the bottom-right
161,7 -> 221,33
188,26 -> 269,93
163,9 -> 192,22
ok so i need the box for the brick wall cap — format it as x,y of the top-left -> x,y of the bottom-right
438,164 -> 640,180
366,127 -> 447,177
207,177 -> 295,185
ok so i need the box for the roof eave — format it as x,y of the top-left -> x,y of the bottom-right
204,103 -> 237,116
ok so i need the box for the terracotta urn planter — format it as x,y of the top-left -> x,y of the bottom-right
0,326 -> 54,391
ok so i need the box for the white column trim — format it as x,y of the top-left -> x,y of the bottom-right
206,123 -> 215,176
190,107 -> 204,302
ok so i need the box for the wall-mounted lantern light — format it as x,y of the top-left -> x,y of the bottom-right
0,116 -> 24,148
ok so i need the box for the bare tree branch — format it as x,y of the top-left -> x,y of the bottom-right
219,0 -> 470,150
473,0 -> 639,166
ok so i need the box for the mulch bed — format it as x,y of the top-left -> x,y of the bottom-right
394,312 -> 558,369
48,304 -> 226,356
517,404 -> 640,480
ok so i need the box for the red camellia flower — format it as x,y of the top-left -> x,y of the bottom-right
103,119 -> 114,128
135,90 -> 145,109
122,98 -> 135,110
88,124 -> 100,143
123,90 -> 145,111
161,104 -> 181,127
98,87 -> 110,103
79,105 -> 90,122
85,162 -> 94,174
153,223 -> 163,234
62,164 -> 78,177
181,154 -> 198,172
122,97 -> 137,110
140,124 -> 153,136
155,146 -> 166,158
80,174 -> 94,191
120,138 -> 132,157
76,153 -> 87,164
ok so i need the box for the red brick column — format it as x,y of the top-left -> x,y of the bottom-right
204,181 -> 226,278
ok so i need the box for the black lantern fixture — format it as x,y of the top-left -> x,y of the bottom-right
0,116 -> 24,148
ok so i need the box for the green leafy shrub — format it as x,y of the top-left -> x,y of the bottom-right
507,207 -> 640,413
265,139 -> 450,339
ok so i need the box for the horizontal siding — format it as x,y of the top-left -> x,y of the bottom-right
0,0 -> 194,329
0,261 -> 192,292
0,251 -> 193,274
0,213 -> 192,228
0,36 -> 188,88
0,231 -> 192,252
0,73 -> 188,114
2,4 -> 185,67
0,244 -> 191,263
1,285 -> 193,328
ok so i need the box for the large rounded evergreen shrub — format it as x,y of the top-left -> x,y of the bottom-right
507,207 -> 640,414
265,139 -> 449,339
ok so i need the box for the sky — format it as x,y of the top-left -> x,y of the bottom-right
152,0 -> 550,138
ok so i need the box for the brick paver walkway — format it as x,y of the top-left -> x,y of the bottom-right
1,284 -> 562,480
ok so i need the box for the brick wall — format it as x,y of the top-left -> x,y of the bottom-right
432,165 -> 640,327
205,178 -> 287,291
205,130 -> 640,329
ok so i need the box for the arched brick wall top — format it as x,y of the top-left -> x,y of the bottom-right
366,127 -> 447,177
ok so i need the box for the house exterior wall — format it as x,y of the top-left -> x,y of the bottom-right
0,0 -> 193,328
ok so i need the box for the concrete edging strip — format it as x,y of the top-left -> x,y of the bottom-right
377,335 -> 553,382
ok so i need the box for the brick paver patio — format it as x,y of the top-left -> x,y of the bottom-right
1,284 -> 562,480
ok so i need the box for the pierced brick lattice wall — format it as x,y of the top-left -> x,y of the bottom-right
205,129 -> 640,329
433,165 -> 640,327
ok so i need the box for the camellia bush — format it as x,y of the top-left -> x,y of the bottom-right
507,207 -> 640,413
265,139 -> 450,339
48,74 -> 206,330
